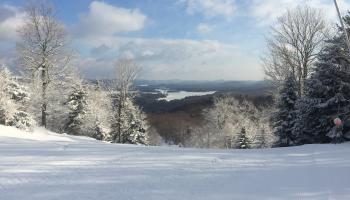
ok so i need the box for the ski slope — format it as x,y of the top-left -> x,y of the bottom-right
0,125 -> 350,200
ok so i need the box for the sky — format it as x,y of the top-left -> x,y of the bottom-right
0,0 -> 350,80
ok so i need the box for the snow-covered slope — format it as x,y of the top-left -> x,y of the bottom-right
1,125 -> 350,200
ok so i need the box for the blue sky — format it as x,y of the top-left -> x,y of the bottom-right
0,0 -> 349,80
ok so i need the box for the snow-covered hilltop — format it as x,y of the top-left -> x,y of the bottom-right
1,125 -> 350,200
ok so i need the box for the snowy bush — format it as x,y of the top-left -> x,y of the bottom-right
0,66 -> 35,130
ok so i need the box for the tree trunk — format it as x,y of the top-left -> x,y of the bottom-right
302,62 -> 308,95
207,132 -> 210,148
117,101 -> 122,143
297,66 -> 302,97
41,68 -> 47,128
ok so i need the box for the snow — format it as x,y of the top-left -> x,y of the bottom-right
158,90 -> 216,101
0,125 -> 73,142
1,125 -> 350,200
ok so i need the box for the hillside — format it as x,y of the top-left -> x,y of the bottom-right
0,125 -> 350,200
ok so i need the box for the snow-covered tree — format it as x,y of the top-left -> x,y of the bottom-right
83,84 -> 112,141
64,82 -> 88,135
17,2 -> 71,127
109,58 -> 138,143
24,68 -> 74,133
203,96 -> 240,148
293,13 -> 350,144
273,74 -> 298,146
254,129 -> 267,148
0,66 -> 35,130
127,103 -> 149,145
236,127 -> 250,149
111,96 -> 149,145
203,96 -> 274,148
0,69 -> 19,126
108,58 -> 149,145
263,6 -> 327,96
294,48 -> 350,143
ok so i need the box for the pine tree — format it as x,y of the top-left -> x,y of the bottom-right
126,104 -> 149,145
0,67 -> 35,130
236,127 -> 250,149
65,84 -> 88,135
273,74 -> 298,146
110,96 -> 149,145
294,19 -> 350,143
294,52 -> 350,143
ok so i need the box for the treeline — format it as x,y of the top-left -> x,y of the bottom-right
148,94 -> 274,148
267,7 -> 350,146
189,96 -> 274,148
0,2 -> 157,145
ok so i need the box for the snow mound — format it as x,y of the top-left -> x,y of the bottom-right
0,125 -> 94,143
1,125 -> 350,200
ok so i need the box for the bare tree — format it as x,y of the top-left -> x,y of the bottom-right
110,58 -> 142,143
17,1 -> 71,127
263,6 -> 328,96
114,58 -> 140,104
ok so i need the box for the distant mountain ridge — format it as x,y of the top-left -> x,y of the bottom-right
134,80 -> 273,94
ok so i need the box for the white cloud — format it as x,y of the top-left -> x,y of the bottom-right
76,1 -> 147,37
250,0 -> 350,25
179,0 -> 236,19
0,4 -> 26,41
196,23 -> 213,34
142,50 -> 155,57
75,36 -> 262,80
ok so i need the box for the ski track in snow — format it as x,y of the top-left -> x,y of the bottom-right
0,125 -> 350,199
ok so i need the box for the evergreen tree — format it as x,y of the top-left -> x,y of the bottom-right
294,19 -> 350,143
294,51 -> 350,143
110,96 -> 149,145
65,84 -> 88,135
236,127 -> 250,149
127,105 -> 149,145
273,74 -> 298,146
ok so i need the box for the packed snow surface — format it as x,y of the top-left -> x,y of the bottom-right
1,125 -> 350,200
